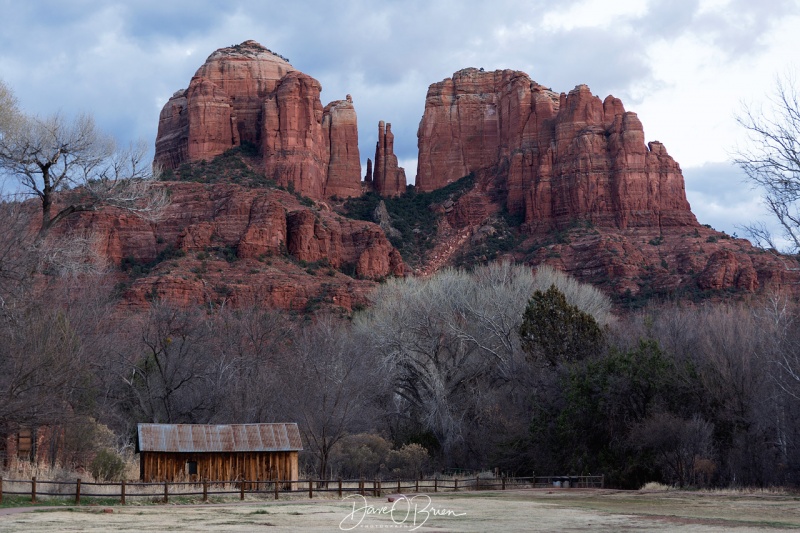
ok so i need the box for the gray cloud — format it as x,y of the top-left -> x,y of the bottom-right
683,161 -> 783,242
692,0 -> 798,57
0,0 -> 795,197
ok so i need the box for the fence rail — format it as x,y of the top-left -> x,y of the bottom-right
0,474 -> 604,505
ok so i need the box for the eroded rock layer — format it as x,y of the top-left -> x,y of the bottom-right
63,183 -> 403,311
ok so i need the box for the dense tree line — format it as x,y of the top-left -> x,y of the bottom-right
3,243 -> 800,489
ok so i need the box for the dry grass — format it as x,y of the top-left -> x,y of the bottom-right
3,488 -> 800,532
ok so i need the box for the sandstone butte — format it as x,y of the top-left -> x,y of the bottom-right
413,68 -> 800,296
154,40 -> 363,200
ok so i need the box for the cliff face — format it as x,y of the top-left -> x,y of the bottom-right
416,69 -> 696,231
154,41 -> 361,201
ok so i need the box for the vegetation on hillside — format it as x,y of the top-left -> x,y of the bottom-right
161,142 -> 278,188
343,174 -> 475,265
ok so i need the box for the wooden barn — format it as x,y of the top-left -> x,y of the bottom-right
137,423 -> 302,484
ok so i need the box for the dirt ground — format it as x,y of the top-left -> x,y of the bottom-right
2,488 -> 800,532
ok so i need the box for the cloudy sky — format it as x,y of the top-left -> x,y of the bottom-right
1,0 -> 798,242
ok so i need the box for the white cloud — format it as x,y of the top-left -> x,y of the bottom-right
541,0 -> 649,31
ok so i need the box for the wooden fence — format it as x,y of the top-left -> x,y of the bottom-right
0,474 -> 604,505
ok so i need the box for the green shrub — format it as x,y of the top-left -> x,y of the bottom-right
171,142 -> 275,188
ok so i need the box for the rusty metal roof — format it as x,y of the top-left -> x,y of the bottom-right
137,423 -> 303,453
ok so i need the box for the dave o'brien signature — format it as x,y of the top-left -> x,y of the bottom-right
339,493 -> 466,531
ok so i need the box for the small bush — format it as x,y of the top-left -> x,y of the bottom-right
387,443 -> 431,480
640,481 -> 672,491
89,448 -> 126,482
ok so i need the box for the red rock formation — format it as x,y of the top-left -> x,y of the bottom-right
416,69 -> 696,231
154,41 -> 361,201
373,121 -> 406,197
262,71 -> 328,199
324,95 -> 362,198
155,41 -> 295,169
697,249 -> 759,291
364,158 -> 373,184
154,90 -> 189,170
61,183 -> 403,311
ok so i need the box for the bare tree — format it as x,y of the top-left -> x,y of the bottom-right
0,79 -> 21,139
629,413 -> 715,487
735,73 -> 800,253
207,307 -> 293,423
0,202 -> 37,308
0,81 -> 168,238
278,319 -> 376,481
0,302 -> 91,462
114,304 -> 215,424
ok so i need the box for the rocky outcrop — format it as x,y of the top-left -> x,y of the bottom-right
155,41 -> 295,168
697,249 -> 759,291
416,69 -> 697,231
62,183 -> 403,311
154,41 -> 361,201
499,224 -> 798,297
373,121 -> 406,197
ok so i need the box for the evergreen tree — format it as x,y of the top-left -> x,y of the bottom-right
519,284 -> 604,366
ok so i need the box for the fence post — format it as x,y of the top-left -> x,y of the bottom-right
31,476 -> 36,503
164,481 -> 168,503
202,479 -> 208,502
309,479 -> 313,499
502,476 -> 506,490
0,476 -> 3,505
434,477 -> 437,493
240,480 -> 245,501
601,475 -> 605,489
372,479 -> 377,497
397,479 -> 400,494
476,476 -> 479,492
75,478 -> 81,505
274,480 -> 279,500
338,478 -> 342,498
121,479 -> 126,505
454,478 -> 458,492
359,478 -> 364,496
377,480 -> 381,497
415,478 -> 418,493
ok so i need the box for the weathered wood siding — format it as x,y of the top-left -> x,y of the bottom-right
140,451 -> 298,483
